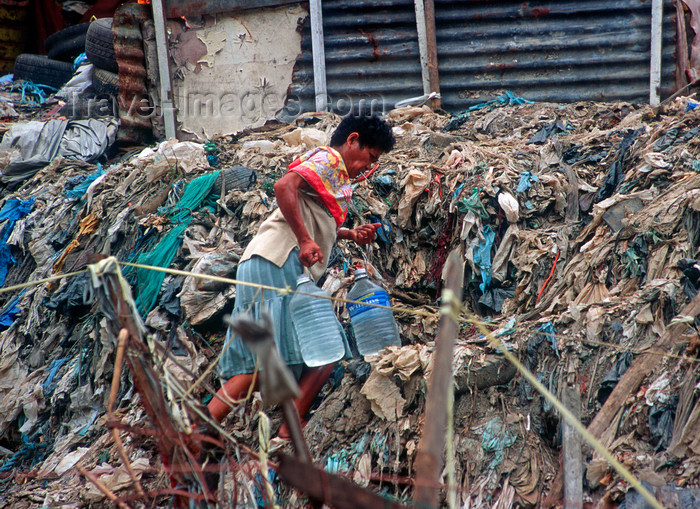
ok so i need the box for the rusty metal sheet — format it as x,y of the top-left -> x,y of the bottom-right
0,3 -> 28,74
164,0 -> 301,18
281,0 -> 422,120
114,3 -> 155,141
284,0 -> 678,117
434,0 -> 677,110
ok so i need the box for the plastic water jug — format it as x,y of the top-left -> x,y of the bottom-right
289,274 -> 346,367
346,269 -> 401,356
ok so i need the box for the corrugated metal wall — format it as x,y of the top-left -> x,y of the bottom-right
285,0 -> 677,116
436,0 -> 677,109
282,0 -> 423,118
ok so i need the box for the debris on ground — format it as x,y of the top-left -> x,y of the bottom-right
1,87 -> 700,507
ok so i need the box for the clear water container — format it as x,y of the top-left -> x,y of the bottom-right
346,269 -> 401,356
289,274 -> 346,367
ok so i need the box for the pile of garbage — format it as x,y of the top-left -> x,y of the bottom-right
1,93 -> 700,507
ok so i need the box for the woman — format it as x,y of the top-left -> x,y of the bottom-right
208,113 -> 395,432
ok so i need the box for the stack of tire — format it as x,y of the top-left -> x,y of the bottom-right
13,23 -> 89,89
85,19 -> 119,101
12,18 -> 118,101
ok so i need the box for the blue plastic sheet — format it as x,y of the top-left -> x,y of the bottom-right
64,163 -> 105,200
369,214 -> 391,244
0,433 -> 49,472
43,357 -> 70,397
0,197 -> 34,286
473,225 -> 495,292
325,433 -> 372,475
538,321 -> 559,357
0,294 -> 21,328
516,171 -> 539,193
73,53 -> 88,69
13,80 -> 57,105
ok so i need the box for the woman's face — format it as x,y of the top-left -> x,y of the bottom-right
343,133 -> 382,178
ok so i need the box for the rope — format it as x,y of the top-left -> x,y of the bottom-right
120,260 -> 700,364
117,259 -> 664,506
472,310 -> 663,509
0,257 -> 670,505
0,269 -> 87,295
0,260 -> 695,369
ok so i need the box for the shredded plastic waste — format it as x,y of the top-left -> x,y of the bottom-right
134,171 -> 220,315
0,197 -> 34,286
473,225 -> 495,293
481,417 -> 517,469
443,91 -> 533,131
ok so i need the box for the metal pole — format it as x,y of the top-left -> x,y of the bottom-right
649,0 -> 663,106
309,0 -> 328,112
151,0 -> 178,139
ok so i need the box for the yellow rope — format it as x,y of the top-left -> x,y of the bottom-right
470,311 -> 662,509
0,258 -> 681,504
0,260 -> 694,369
118,260 -> 662,505
0,269 -> 87,294
120,260 -> 700,363
120,260 -> 437,317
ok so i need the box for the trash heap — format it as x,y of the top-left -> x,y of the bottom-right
1,95 -> 700,507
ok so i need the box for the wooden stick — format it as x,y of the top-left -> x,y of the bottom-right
77,463 -> 132,509
423,0 -> 441,109
649,0 -> 664,106
281,400 -> 312,464
309,0 -> 328,112
413,252 -> 463,507
414,0 -> 431,95
562,383 -> 582,509
108,329 -> 128,414
588,290 -> 700,438
108,328 -> 146,497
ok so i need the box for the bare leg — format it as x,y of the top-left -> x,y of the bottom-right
278,363 -> 335,439
207,373 -> 257,423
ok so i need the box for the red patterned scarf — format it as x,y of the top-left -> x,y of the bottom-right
287,146 -> 351,228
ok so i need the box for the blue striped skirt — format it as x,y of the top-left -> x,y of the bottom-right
217,249 -> 348,380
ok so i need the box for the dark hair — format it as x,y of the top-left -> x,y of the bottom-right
330,113 -> 395,153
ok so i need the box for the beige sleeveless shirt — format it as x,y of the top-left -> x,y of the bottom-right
240,192 -> 338,282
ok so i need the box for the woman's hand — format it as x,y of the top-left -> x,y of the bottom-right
346,223 -> 381,245
299,238 -> 324,267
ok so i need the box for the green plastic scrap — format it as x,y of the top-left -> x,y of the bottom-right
481,417 -> 517,470
623,246 -> 644,278
135,171 -> 221,315
454,188 -> 489,218
443,91 -> 534,132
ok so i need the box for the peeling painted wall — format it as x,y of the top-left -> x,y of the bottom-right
168,4 -> 306,138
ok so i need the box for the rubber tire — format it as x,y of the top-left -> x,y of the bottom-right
214,166 -> 257,192
13,54 -> 74,90
47,33 -> 86,62
93,67 -> 119,96
44,23 -> 90,52
85,18 -> 117,73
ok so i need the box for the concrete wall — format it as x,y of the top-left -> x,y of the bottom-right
168,4 -> 306,138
